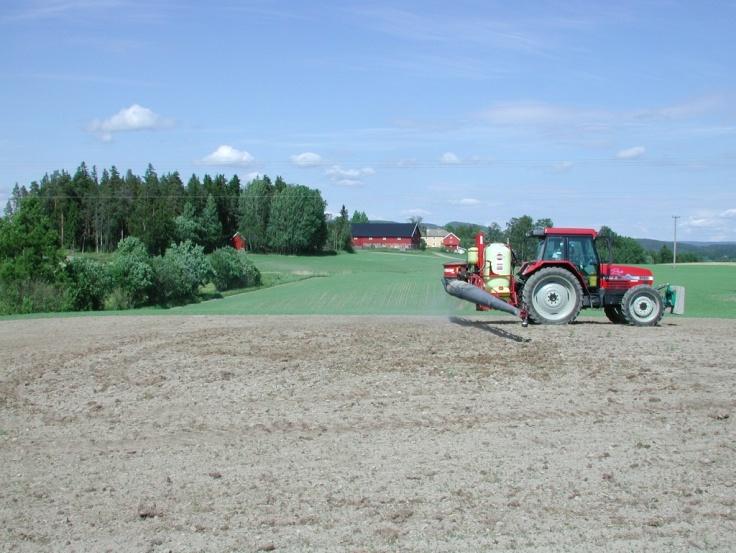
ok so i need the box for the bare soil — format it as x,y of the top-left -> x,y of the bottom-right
1,315 -> 735,552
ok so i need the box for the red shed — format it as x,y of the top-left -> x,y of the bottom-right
442,232 -> 461,252
351,223 -> 421,249
231,232 -> 247,251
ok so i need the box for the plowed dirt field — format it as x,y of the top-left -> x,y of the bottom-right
1,315 -> 735,552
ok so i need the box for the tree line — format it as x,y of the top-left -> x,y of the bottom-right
0,193 -> 261,315
3,163 -> 355,257
4,163 -> 241,255
0,163 -> 356,315
442,217 -> 700,264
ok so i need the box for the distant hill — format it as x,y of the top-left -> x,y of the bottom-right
443,221 -> 485,229
636,238 -> 736,261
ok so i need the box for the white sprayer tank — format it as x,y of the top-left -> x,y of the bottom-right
484,243 -> 512,297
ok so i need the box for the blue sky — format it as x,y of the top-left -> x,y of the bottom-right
2,0 -> 735,241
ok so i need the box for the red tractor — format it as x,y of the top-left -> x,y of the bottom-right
442,227 -> 685,326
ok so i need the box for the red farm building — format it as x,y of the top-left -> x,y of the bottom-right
351,223 -> 421,250
231,232 -> 247,251
423,227 -> 461,252
442,232 -> 461,252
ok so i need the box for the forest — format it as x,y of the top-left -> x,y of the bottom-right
0,163 -> 349,315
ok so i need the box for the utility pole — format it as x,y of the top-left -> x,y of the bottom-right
672,215 -> 680,268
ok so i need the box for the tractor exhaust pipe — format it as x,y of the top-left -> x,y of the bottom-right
442,278 -> 527,323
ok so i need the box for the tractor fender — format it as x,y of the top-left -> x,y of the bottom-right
520,261 -> 589,293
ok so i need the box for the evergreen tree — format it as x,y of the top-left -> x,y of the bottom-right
274,176 -> 287,193
174,202 -> 204,244
200,193 -> 223,252
223,174 -> 242,240
72,162 -> 99,252
0,196 -> 60,282
187,174 -> 205,213
350,210 -> 369,224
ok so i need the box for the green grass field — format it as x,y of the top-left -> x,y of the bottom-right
170,249 -> 478,316
4,250 -> 734,319
647,263 -> 736,318
168,251 -> 734,319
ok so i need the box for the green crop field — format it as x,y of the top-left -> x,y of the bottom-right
647,263 -> 736,318
171,249 -> 478,316
169,251 -> 735,319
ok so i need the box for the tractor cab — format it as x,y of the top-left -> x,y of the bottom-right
524,227 -> 602,289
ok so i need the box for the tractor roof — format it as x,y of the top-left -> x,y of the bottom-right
544,227 -> 597,238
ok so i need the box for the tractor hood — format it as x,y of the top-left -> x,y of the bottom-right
601,263 -> 655,284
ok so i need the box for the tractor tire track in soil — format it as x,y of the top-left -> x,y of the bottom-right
1,315 -> 735,552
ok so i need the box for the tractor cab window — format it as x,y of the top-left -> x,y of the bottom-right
534,239 -> 545,261
542,237 -> 565,261
567,236 -> 599,275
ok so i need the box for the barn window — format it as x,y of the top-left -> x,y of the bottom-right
382,237 -> 386,240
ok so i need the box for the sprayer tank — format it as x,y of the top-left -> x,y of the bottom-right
483,243 -> 512,297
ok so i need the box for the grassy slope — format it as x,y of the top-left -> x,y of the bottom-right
171,249 -> 479,316
173,253 -> 735,318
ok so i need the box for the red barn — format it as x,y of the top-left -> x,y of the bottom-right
442,232 -> 461,252
351,223 -> 421,249
231,232 -> 247,251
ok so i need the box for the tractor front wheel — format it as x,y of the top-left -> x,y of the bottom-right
621,285 -> 664,326
521,267 -> 583,325
604,305 -> 627,324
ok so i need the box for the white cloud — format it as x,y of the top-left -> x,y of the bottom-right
450,198 -> 481,206
680,209 -> 736,240
402,208 -> 431,216
325,165 -> 375,187
616,146 -> 646,159
200,145 -> 254,167
290,152 -> 322,167
88,104 -> 172,141
326,165 -> 375,179
686,217 -> 716,228
440,152 -> 461,164
553,161 -> 574,172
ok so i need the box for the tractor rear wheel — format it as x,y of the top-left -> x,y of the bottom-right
604,305 -> 627,324
521,267 -> 583,325
621,285 -> 664,326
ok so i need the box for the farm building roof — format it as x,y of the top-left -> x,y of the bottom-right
424,227 -> 450,238
351,223 -> 419,238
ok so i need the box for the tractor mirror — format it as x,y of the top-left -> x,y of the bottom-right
526,227 -> 546,238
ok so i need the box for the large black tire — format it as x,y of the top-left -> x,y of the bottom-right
521,267 -> 583,325
621,285 -> 664,326
604,305 -> 627,324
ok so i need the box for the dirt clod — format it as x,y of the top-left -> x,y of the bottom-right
137,501 -> 163,519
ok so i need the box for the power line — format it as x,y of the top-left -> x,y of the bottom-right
672,215 -> 680,268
